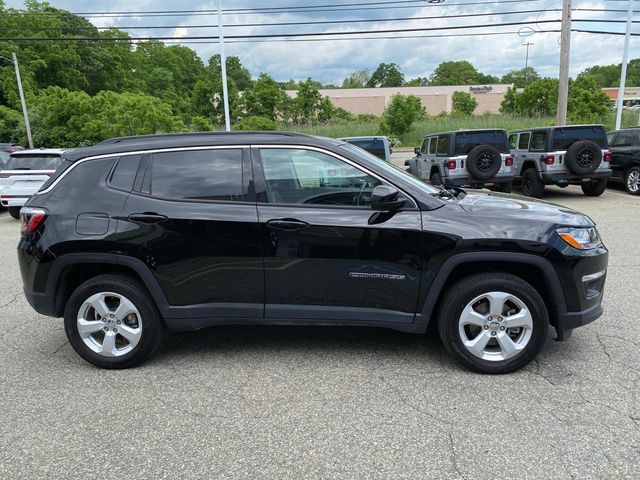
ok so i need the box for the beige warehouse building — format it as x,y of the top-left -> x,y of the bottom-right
286,84 -> 513,116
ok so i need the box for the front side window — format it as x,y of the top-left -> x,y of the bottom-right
260,148 -> 381,207
518,133 -> 531,150
421,138 -> 429,154
150,149 -> 243,201
428,137 -> 437,155
436,136 -> 449,156
530,131 -> 548,151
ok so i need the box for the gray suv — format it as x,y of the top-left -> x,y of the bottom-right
406,129 -> 514,192
509,125 -> 612,198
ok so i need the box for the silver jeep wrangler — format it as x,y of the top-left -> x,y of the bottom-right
406,129 -> 514,192
509,125 -> 612,198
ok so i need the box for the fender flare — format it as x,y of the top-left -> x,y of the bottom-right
415,252 -> 567,327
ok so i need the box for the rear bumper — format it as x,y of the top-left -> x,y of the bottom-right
541,170 -> 612,185
0,195 -> 29,207
444,174 -> 513,187
23,286 -> 58,317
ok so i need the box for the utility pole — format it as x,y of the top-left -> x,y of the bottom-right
217,0 -> 231,132
0,53 -> 33,148
556,0 -> 571,126
523,42 -> 534,86
615,0 -> 634,130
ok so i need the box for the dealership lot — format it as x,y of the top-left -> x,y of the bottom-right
0,181 -> 639,479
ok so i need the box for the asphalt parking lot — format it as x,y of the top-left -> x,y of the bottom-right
0,175 -> 639,479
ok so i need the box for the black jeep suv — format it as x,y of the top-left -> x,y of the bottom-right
18,132 -> 608,373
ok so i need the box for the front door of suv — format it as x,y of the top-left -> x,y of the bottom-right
117,147 -> 264,319
253,146 -> 423,325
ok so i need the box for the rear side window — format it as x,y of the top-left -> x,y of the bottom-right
552,126 -> 606,150
518,133 -> 531,149
150,149 -> 243,201
611,131 -> 639,147
530,131 -> 548,151
6,154 -> 61,170
436,136 -> 449,156
110,154 -> 142,191
508,134 -> 516,149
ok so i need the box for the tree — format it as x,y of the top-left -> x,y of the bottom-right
288,78 -> 335,125
500,78 -> 558,117
577,59 -> 640,88
404,77 -> 428,87
242,73 -> 288,121
341,69 -> 371,88
207,54 -> 253,91
429,61 -> 494,86
451,91 -> 478,116
568,76 -> 611,124
380,94 -> 425,136
366,63 -> 404,88
501,67 -> 540,88
235,116 -> 277,131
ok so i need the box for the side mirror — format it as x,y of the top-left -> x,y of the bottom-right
371,185 -> 405,211
414,147 -> 421,156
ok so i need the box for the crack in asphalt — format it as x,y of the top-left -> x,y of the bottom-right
594,332 -> 612,363
0,290 -> 23,310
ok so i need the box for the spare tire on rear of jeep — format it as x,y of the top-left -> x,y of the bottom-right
564,140 -> 601,176
466,145 -> 502,180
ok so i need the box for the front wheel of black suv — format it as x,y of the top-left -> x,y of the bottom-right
581,178 -> 607,197
521,168 -> 545,198
437,272 -> 549,374
64,274 -> 165,369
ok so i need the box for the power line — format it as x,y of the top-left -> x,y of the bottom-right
0,19 -> 564,42
0,0 -> 550,18
0,8 -> 563,31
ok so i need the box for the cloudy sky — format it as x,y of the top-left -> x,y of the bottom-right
5,0 -> 638,84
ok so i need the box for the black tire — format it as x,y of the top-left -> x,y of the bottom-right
430,171 -> 442,185
64,274 -> 165,369
466,145 -> 502,180
581,178 -> 607,197
521,168 -> 545,198
8,207 -> 20,219
624,166 -> 640,195
565,140 -> 601,176
437,272 -> 549,374
494,182 -> 512,194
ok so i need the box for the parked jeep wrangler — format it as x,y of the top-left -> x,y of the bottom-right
405,129 -> 514,192
509,125 -> 612,198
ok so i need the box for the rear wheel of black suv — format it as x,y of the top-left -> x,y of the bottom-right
581,178 -> 607,197
8,207 -> 20,219
64,274 -> 165,369
625,166 -> 640,195
521,168 -> 545,198
437,273 -> 548,374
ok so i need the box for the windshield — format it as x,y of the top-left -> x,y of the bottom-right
339,143 -> 440,195
454,131 -> 509,154
552,126 -> 606,150
5,154 -> 61,170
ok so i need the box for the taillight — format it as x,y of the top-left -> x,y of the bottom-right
603,152 -> 611,162
505,156 -> 514,167
0,173 -> 10,178
20,207 -> 47,234
446,159 -> 457,170
545,155 -> 555,165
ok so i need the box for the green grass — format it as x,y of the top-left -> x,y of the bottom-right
280,111 -> 640,149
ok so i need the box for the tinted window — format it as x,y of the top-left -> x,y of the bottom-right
612,131 -> 639,147
150,149 -> 243,201
436,136 -> 449,156
518,133 -> 531,149
260,148 -> 381,207
453,131 -> 509,155
552,126 -> 606,150
6,154 -> 61,170
0,151 -> 9,169
607,132 -> 616,145
530,131 -> 548,151
110,154 -> 142,191
428,137 -> 437,155
345,138 -> 385,160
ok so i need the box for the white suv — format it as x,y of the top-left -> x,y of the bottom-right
0,149 -> 63,218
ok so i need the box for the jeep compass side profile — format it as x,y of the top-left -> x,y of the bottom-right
18,132 -> 608,373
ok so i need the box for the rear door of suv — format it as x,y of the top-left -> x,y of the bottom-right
117,146 -> 264,319
252,145 -> 423,325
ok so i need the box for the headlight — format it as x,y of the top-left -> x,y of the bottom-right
556,227 -> 601,250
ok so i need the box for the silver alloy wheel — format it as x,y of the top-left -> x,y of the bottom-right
77,292 -> 143,357
458,291 -> 533,362
627,169 -> 640,193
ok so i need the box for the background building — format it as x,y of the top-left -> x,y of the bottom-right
602,87 -> 640,107
286,84 -> 514,116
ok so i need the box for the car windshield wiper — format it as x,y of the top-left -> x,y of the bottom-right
431,185 -> 466,200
